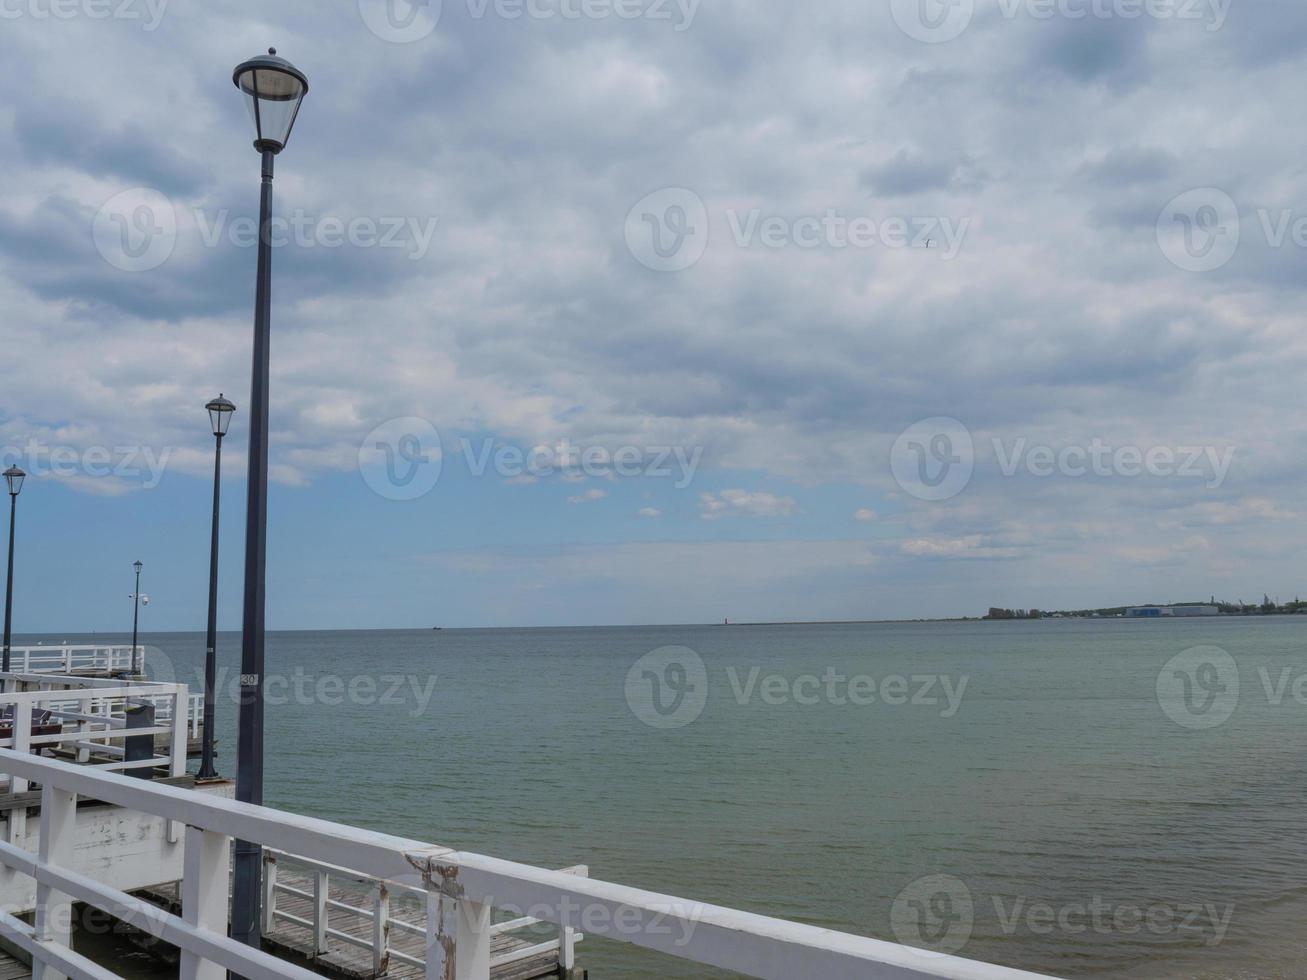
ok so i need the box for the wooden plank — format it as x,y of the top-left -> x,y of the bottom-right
0,949 -> 31,980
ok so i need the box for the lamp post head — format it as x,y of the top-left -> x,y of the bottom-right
233,48 -> 308,154
133,560 -> 143,575
3,466 -> 24,497
207,394 -> 237,437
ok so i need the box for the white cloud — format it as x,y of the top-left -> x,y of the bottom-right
567,488 -> 608,505
637,507 -> 662,518
855,508 -> 878,522
700,490 -> 798,521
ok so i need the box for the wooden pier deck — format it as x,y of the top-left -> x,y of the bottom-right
0,950 -> 30,980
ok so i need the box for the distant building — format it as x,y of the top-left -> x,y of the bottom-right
1127,605 -> 1220,618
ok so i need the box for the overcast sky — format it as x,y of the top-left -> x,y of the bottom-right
2,0 -> 1305,631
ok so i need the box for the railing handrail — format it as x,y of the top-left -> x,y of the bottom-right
0,748 -> 1056,980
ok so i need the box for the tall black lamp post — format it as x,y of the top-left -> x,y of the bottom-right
230,47 -> 308,952
2,466 -> 26,693
130,560 -> 144,675
199,394 -> 235,782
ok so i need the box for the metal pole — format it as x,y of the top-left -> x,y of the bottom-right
198,430 -> 224,780
232,147 -> 274,951
131,565 -> 141,675
2,494 -> 16,693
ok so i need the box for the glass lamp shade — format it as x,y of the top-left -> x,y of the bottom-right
133,561 -> 143,574
3,466 -> 24,496
207,394 -> 236,437
233,48 -> 308,152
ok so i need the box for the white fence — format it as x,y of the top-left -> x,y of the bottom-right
0,748 -> 1058,980
263,848 -> 584,975
2,646 -> 138,676
0,674 -> 190,796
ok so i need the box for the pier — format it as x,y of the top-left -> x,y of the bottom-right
0,655 -> 1057,979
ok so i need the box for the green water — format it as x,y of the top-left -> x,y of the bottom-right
34,618 -> 1307,978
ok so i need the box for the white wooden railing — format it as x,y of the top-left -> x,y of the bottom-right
263,848 -> 584,975
0,748 -> 1058,980
2,645 -> 138,676
0,673 -> 190,794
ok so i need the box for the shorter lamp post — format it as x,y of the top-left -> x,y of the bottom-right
2,466 -> 25,693
198,395 -> 235,780
129,560 -> 145,675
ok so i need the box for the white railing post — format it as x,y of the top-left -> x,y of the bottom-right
33,784 -> 77,980
372,884 -> 390,976
425,880 -> 490,980
8,697 -> 31,845
262,852 -> 279,936
313,869 -> 330,954
180,826 -> 232,980
561,926 -> 577,971
76,695 -> 92,763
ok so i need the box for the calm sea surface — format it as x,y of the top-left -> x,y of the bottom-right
26,618 -> 1307,979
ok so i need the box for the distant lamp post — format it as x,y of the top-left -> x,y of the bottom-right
129,560 -> 145,675
2,466 -> 26,693
230,47 -> 308,953
198,394 -> 235,782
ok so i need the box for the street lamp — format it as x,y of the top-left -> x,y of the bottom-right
2,466 -> 26,693
130,560 -> 144,675
198,394 -> 235,782
230,47 -> 308,953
